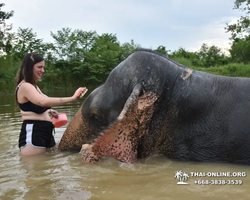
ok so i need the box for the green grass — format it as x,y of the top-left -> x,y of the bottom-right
194,63 -> 250,77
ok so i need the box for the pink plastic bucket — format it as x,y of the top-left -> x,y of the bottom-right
51,113 -> 68,128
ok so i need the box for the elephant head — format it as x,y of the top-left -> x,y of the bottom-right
58,82 -> 158,163
58,49 -> 181,163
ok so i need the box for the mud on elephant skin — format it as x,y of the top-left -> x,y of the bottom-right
59,49 -> 250,165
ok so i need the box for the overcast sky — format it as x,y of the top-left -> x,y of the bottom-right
2,0 -> 242,53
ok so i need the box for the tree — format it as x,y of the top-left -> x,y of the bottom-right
50,28 -> 100,85
225,1 -> 250,63
197,43 -> 228,67
225,0 -> 250,39
170,47 -> 201,67
155,45 -> 171,56
119,39 -> 140,60
9,27 -> 47,60
50,28 -> 97,61
171,47 -> 197,59
230,35 -> 250,63
82,33 -> 121,83
0,3 -> 14,55
90,33 -> 120,71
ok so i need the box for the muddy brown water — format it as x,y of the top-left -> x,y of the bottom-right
0,90 -> 250,200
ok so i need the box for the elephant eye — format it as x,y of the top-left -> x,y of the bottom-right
90,112 -> 98,119
90,112 -> 103,123
92,114 -> 100,121
90,112 -> 109,128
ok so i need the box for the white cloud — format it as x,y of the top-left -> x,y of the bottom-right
1,0 -> 242,52
186,16 -> 241,54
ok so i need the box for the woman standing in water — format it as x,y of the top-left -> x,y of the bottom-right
15,53 -> 86,156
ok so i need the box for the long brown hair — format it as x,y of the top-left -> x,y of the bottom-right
15,53 -> 44,105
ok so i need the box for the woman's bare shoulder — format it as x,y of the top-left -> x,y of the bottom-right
20,82 -> 34,88
18,82 -> 37,93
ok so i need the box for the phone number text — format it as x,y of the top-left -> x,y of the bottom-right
194,180 -> 243,185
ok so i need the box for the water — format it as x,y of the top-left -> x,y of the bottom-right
0,90 -> 250,200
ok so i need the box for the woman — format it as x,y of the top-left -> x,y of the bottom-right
15,52 -> 86,156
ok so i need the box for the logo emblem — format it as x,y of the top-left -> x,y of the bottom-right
174,170 -> 190,185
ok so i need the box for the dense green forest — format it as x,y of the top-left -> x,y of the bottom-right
1,0 -> 250,94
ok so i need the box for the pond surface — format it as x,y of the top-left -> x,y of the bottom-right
0,90 -> 250,200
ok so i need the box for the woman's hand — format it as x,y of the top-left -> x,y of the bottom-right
50,109 -> 59,118
72,87 -> 87,101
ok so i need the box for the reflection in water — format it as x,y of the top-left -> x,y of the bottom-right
0,92 -> 250,200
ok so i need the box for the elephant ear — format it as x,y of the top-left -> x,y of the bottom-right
92,84 -> 158,163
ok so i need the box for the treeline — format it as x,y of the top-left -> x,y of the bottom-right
0,27 -> 142,93
1,27 -> 250,94
1,2 -> 250,94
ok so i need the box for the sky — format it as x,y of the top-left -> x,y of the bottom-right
1,0 -> 243,53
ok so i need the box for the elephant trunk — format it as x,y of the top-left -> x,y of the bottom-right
58,106 -> 86,152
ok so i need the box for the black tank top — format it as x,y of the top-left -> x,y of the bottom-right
16,83 -> 50,114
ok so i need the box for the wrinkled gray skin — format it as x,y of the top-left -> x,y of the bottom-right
59,49 -> 250,165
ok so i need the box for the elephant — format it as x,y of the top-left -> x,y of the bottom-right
58,49 -> 250,165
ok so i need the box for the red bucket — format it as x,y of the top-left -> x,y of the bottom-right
51,113 -> 68,128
